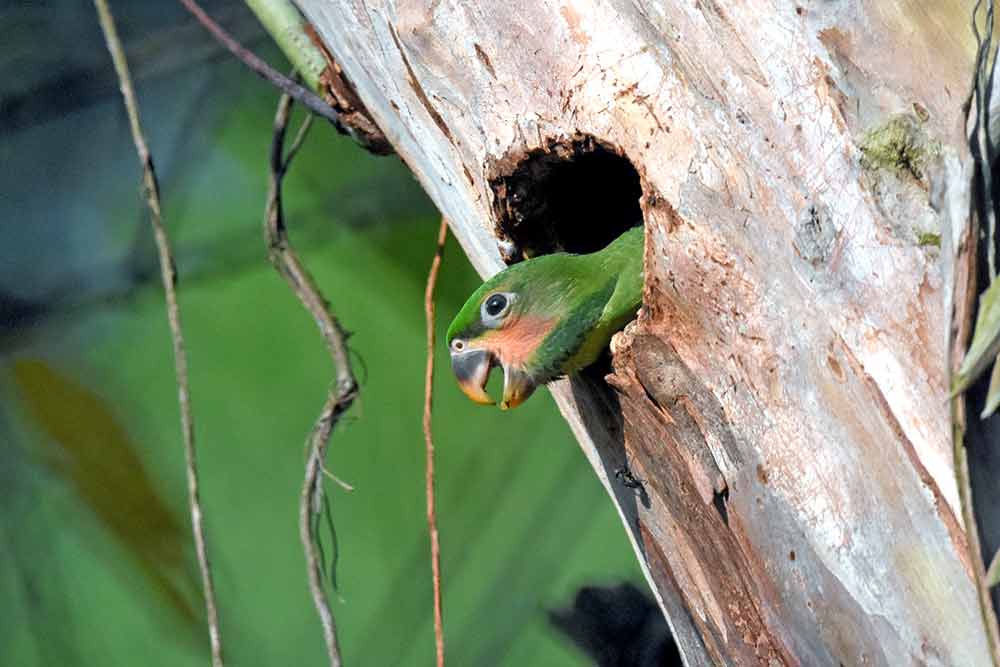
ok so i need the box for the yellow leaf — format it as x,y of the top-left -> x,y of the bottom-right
12,358 -> 199,627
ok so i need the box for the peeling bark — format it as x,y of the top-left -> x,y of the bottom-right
303,22 -> 394,154
294,0 -> 993,664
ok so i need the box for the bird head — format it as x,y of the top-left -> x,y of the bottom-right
446,260 -> 561,410
446,226 -> 643,411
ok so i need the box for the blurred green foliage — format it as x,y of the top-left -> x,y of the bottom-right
1,4 -> 641,665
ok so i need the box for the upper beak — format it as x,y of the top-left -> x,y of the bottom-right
450,348 -> 495,405
450,346 -> 538,409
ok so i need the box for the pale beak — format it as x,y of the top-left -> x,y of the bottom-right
450,348 -> 495,405
500,365 -> 537,410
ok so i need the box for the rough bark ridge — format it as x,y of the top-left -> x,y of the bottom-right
296,1 -> 991,664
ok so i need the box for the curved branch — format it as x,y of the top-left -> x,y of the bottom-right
265,91 -> 358,667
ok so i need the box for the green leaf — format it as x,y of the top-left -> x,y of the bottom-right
982,354 -> 1000,418
953,277 -> 1000,396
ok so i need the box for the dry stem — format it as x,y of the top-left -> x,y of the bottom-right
93,1 -> 224,665
176,0 -> 350,134
265,91 -> 357,667
423,218 -> 449,667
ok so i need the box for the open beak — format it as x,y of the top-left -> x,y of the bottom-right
450,347 -> 538,409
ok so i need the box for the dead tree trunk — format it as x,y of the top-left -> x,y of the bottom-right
295,1 -> 993,664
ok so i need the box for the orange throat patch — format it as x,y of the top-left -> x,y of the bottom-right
482,315 -> 555,370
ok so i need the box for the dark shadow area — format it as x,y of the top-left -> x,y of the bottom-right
967,151 -> 1000,617
965,368 -> 1000,614
489,135 -> 644,260
548,582 -> 682,667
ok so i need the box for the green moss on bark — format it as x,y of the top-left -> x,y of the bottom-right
859,114 -> 940,180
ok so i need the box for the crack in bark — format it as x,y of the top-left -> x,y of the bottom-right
833,332 -> 972,577
388,26 -> 456,148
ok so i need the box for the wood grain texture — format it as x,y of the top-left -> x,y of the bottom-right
295,0 -> 990,663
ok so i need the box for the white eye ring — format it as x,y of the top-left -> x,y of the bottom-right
481,292 -> 515,325
450,339 -> 466,352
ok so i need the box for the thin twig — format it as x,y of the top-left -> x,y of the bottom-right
93,1 -> 224,665
423,218 -> 449,667
266,91 -> 357,667
320,461 -> 355,492
176,0 -> 350,134
300,395 -> 351,667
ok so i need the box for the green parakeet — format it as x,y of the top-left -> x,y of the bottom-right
447,226 -> 644,409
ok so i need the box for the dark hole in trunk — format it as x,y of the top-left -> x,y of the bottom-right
490,135 -> 644,261
713,487 -> 730,526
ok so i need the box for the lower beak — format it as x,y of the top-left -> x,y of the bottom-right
500,365 -> 536,410
450,348 -> 495,405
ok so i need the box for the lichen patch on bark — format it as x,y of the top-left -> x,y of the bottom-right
859,114 -> 941,180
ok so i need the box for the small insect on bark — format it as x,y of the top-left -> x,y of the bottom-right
614,466 -> 644,490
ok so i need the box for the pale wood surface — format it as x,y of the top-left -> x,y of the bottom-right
295,1 -> 991,664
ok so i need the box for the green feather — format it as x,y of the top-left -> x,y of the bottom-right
447,226 -> 643,383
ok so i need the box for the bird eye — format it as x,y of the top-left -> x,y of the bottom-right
481,292 -> 514,324
451,339 -> 465,352
485,294 -> 507,316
